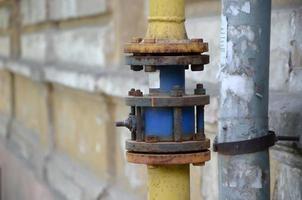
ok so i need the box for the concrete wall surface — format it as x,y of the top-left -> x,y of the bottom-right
0,0 -> 301,199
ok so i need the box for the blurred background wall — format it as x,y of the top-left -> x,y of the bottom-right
0,0 -> 301,199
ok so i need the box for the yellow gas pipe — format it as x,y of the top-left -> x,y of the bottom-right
148,165 -> 190,200
146,0 -> 190,200
146,0 -> 187,40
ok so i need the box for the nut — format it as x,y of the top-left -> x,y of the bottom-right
128,88 -> 136,96
194,84 -> 206,95
191,64 -> 204,71
171,85 -> 184,97
191,38 -> 203,43
131,37 -> 143,43
134,89 -> 143,97
131,65 -> 143,71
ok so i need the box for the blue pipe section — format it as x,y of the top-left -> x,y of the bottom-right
144,66 -> 196,141
160,67 -> 185,93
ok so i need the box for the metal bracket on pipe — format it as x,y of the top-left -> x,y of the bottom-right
213,131 -> 301,155
213,131 -> 276,155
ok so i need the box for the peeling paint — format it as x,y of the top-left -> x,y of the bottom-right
241,2 -> 251,14
221,74 -> 254,102
226,1 -> 251,16
222,160 -> 263,189
228,25 -> 256,42
219,0 -> 271,198
229,5 -> 240,16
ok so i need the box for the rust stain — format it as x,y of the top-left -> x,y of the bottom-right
126,151 -> 211,165
124,40 -> 208,54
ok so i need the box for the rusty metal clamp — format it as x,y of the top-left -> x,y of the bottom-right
213,131 -> 301,155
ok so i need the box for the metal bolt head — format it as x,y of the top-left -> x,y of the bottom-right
134,89 -> 143,97
191,38 -> 203,43
128,88 -> 136,96
196,84 -> 203,89
191,64 -> 204,71
194,84 -> 206,95
131,37 -> 143,43
131,65 -> 143,71
171,85 -> 184,97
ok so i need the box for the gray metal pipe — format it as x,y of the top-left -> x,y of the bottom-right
218,0 -> 272,199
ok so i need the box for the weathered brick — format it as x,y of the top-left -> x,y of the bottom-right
21,0 -> 47,25
14,75 -> 49,146
52,85 -> 109,177
0,6 -> 10,29
49,0 -> 107,20
0,142 -> 58,200
46,154 -> 107,200
0,70 -> 12,136
0,70 -> 12,115
21,32 -> 48,62
0,36 -> 10,57
52,26 -> 112,67
113,0 -> 147,57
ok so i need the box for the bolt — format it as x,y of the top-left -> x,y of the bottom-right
191,38 -> 203,43
171,85 -> 184,97
128,88 -> 136,96
131,37 -> 143,43
130,65 -> 143,71
196,83 -> 203,89
134,89 -> 143,97
116,121 -> 128,127
194,83 -> 206,95
191,64 -> 204,71
193,162 -> 205,166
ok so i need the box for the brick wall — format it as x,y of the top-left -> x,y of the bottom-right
0,0 -> 301,200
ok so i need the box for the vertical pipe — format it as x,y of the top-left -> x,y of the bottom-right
145,0 -> 190,199
146,0 -> 187,40
148,165 -> 190,200
218,0 -> 271,199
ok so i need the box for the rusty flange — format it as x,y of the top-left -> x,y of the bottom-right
126,139 -> 210,153
126,151 -> 211,165
126,94 -> 210,107
125,55 -> 209,66
124,38 -> 208,54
